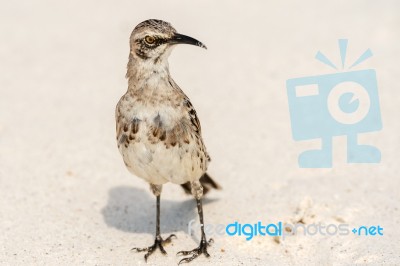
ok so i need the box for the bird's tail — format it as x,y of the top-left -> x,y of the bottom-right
181,173 -> 221,195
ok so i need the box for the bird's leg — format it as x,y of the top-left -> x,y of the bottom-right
132,185 -> 176,262
177,182 -> 213,264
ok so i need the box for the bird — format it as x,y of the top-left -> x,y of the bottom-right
115,19 -> 220,264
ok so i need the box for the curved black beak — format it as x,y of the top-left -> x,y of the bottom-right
169,33 -> 207,49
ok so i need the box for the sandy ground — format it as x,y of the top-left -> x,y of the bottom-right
1,0 -> 400,265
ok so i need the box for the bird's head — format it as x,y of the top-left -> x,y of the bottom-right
128,19 -> 206,64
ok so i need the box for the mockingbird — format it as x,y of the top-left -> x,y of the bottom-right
115,19 -> 220,264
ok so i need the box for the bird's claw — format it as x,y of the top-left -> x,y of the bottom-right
177,238 -> 213,264
131,234 -> 177,262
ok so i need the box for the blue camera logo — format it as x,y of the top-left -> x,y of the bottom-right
286,39 -> 382,168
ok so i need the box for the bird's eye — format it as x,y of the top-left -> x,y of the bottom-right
145,36 -> 156,44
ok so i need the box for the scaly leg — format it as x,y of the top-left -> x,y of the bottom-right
132,192 -> 176,262
177,197 -> 213,264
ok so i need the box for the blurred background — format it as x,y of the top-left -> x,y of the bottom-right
1,0 -> 399,265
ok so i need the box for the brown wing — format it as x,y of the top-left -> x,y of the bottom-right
184,98 -> 202,134
180,98 -> 219,194
183,98 -> 211,162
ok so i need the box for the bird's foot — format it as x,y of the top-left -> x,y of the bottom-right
177,238 -> 213,264
131,234 -> 176,262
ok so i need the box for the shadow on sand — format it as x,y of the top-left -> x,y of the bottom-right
101,186 -> 217,241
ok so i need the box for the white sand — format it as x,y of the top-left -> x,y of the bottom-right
1,0 -> 399,265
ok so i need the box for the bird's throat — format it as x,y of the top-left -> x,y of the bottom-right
126,55 -> 171,89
